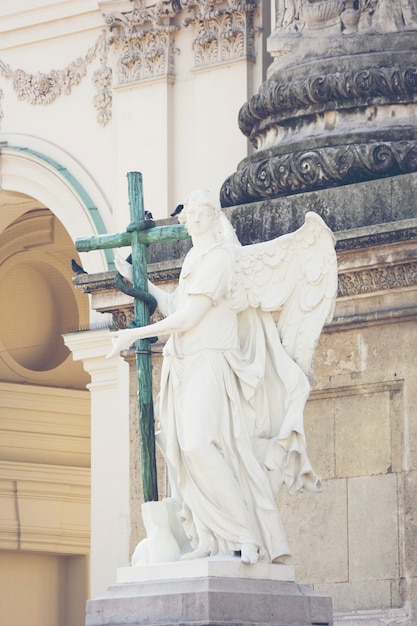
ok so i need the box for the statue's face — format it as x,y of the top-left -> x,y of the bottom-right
185,201 -> 216,236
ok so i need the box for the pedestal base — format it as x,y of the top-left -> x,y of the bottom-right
86,560 -> 333,626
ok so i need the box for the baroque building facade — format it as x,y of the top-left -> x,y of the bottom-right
1,1 -> 417,625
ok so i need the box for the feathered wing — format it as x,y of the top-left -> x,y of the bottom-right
233,212 -> 338,382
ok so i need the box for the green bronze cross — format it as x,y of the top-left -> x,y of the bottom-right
75,171 -> 190,502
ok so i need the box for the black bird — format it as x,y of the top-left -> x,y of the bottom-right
170,204 -> 183,217
145,210 -> 153,220
71,259 -> 88,275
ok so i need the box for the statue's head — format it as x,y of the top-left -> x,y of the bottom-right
181,189 -> 222,238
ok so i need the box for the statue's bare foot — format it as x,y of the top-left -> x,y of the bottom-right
181,546 -> 210,561
106,329 -> 138,358
241,544 -> 258,565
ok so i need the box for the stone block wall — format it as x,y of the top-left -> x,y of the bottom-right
74,171 -> 417,624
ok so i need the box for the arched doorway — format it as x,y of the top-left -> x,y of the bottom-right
0,146 -> 110,626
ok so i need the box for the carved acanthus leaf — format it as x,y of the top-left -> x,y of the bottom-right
106,0 -> 181,83
0,30 -> 111,125
239,63 -> 417,141
183,0 -> 259,65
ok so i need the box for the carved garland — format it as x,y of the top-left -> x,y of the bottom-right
220,139 -> 417,206
0,30 -> 112,126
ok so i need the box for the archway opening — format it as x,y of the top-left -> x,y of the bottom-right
0,190 -> 90,388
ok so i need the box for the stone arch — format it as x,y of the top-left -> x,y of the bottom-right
0,142 -> 111,386
0,142 -> 113,272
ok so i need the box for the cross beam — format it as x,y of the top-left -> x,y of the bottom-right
75,172 -> 190,502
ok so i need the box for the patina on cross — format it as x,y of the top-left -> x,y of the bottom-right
75,172 -> 190,502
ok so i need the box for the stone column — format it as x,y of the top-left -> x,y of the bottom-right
63,328 -> 130,598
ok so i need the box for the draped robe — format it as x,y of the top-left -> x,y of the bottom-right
156,240 -> 321,561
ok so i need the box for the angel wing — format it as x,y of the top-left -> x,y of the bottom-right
233,212 -> 338,382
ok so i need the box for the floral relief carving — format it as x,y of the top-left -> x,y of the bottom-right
0,31 -> 112,125
338,262 -> 417,297
104,0 -> 259,82
182,0 -> 259,66
105,0 -> 181,83
220,140 -> 417,206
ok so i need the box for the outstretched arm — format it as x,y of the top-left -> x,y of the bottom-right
107,293 -> 213,358
147,280 -> 172,318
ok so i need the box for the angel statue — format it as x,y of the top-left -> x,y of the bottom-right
108,189 -> 337,566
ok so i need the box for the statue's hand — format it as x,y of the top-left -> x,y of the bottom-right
106,328 -> 138,359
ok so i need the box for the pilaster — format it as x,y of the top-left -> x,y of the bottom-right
63,327 -> 130,598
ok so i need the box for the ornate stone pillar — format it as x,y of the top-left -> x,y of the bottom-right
220,0 -> 417,208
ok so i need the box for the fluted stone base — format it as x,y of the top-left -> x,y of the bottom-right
85,561 -> 333,626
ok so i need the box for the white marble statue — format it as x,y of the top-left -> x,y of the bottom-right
108,190 -> 338,565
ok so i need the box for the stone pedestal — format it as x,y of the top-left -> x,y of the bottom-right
85,560 -> 333,626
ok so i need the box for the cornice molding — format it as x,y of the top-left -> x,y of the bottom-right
71,252 -> 417,332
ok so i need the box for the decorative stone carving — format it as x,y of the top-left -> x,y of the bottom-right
274,0 -> 417,35
104,0 -> 259,81
105,0 -> 181,83
183,0 -> 259,66
111,307 -> 136,329
338,262 -> 417,298
0,31 -> 112,126
302,0 -> 344,30
275,0 -> 303,32
357,0 -> 417,33
222,14 -> 417,207
238,62 -> 417,144
221,139 -> 417,207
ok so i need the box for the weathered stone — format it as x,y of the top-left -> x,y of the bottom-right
348,475 -> 399,581
85,565 -> 333,626
277,478 -> 348,584
221,28 -> 417,208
